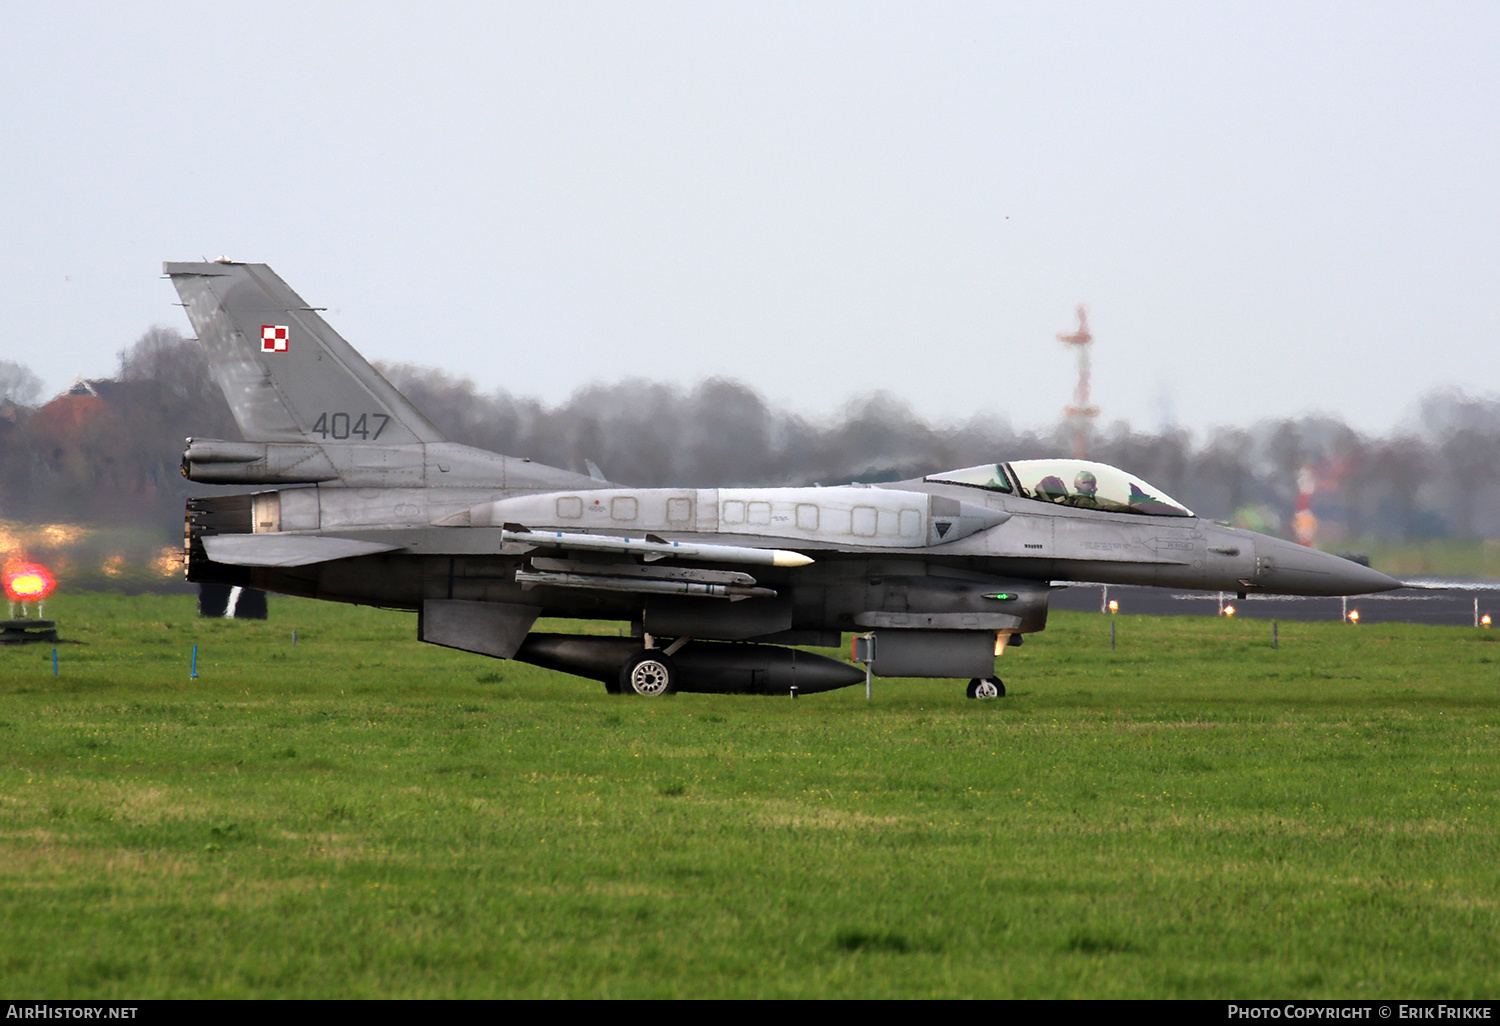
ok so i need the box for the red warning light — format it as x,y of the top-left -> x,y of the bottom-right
3,560 -> 56,603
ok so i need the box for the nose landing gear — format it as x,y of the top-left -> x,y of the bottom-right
966,676 -> 1005,699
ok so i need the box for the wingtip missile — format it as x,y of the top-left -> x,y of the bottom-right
498,527 -> 814,567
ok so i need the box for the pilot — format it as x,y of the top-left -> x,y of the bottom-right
1071,470 -> 1101,508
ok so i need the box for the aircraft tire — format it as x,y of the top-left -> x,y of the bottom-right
966,676 -> 1005,699
620,652 -> 678,696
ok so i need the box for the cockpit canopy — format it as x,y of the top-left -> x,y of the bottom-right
925,459 -> 1194,518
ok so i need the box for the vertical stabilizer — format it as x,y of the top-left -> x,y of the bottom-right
164,261 -> 446,446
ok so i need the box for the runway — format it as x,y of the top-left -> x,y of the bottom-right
1048,579 -> 1499,627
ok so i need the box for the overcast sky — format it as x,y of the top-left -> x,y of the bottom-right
3,2 -> 1496,438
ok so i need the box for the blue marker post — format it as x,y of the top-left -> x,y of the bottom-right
52,647 -> 57,677
190,644 -> 199,680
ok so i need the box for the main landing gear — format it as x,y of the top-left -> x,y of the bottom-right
966,676 -> 1005,699
618,650 -> 678,696
612,633 -> 687,696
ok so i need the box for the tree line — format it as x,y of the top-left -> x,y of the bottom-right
1,327 -> 1496,555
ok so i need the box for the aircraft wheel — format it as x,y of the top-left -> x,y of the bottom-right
966,676 -> 1005,699
620,652 -> 678,696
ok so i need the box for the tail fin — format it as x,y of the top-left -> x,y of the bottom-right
164,261 -> 445,445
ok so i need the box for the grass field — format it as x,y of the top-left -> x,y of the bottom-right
1347,537 -> 1500,579
1,593 -> 1496,999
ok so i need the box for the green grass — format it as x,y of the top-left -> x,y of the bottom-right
1,593 -> 1496,998
1342,537 -> 1500,578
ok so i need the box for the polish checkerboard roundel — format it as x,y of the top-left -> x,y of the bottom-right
261,325 -> 289,352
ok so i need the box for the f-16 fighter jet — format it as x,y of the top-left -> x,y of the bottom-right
167,261 -> 1401,698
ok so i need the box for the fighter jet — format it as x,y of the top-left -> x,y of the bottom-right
167,261 -> 1402,699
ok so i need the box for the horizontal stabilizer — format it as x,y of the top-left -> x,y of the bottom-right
202,534 -> 400,567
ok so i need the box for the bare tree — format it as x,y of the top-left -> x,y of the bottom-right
0,359 -> 42,406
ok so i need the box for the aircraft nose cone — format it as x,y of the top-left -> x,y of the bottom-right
1253,536 -> 1403,596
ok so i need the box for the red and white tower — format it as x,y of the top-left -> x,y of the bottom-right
1058,306 -> 1098,459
